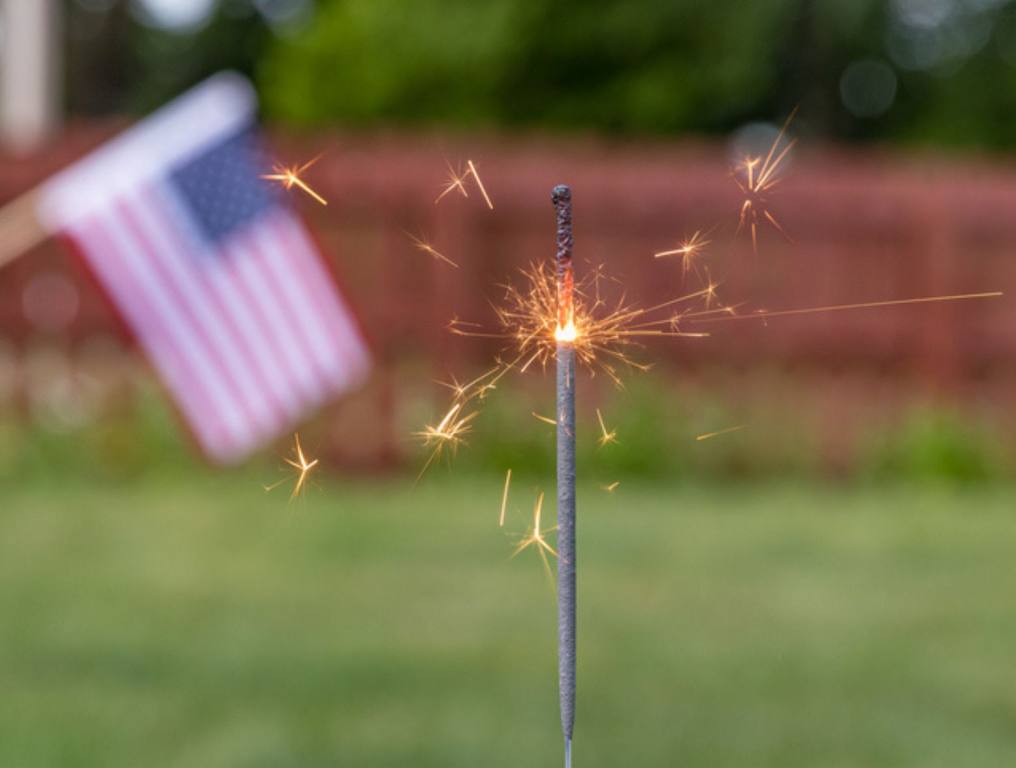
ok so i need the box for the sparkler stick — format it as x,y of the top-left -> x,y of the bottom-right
552,184 -> 577,768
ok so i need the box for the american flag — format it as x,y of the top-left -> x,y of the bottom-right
36,74 -> 371,464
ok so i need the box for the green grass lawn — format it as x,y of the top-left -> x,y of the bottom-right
2,477 -> 1016,767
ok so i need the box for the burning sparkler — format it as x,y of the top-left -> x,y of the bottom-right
447,261 -> 713,389
261,155 -> 328,206
553,184 -> 578,768
733,109 -> 797,253
413,125 -> 1003,768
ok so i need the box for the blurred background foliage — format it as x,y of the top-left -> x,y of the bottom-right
67,0 -> 1016,150
1,369 -> 1008,486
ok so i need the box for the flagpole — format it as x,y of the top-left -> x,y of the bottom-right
0,187 -> 47,269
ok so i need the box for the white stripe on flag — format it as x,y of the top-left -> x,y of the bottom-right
247,215 -> 351,387
226,232 -> 326,404
119,195 -> 283,440
148,185 -> 307,425
90,208 -> 254,453
70,219 -> 236,459
275,214 -> 371,379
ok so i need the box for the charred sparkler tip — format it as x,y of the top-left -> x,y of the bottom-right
553,184 -> 575,334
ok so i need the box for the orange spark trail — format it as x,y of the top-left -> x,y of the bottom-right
414,402 -> 478,478
511,491 -> 557,582
596,408 -> 617,447
467,160 -> 494,210
261,155 -> 328,206
654,230 -> 711,280
436,161 -> 471,204
408,233 -> 459,268
696,425 -> 746,441
499,469 -> 512,527
690,291 -> 1003,325
264,433 -> 320,499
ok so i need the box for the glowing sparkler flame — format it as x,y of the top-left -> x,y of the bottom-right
416,136 -> 1002,497
554,319 -> 577,343
449,261 -> 713,389
261,155 -> 328,206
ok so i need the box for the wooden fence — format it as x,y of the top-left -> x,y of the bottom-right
1,124 -> 1014,466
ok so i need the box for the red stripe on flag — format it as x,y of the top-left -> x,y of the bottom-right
71,216 -> 237,459
133,188 -> 292,437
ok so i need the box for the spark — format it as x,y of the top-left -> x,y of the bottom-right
689,291 -> 1004,325
264,433 -> 320,500
414,402 -> 478,478
532,411 -> 558,427
408,233 -> 459,268
696,424 -> 746,441
596,408 -> 617,447
511,490 -> 558,581
499,469 -> 512,527
435,159 -> 494,209
467,160 -> 494,210
261,155 -> 328,206
435,160 -> 471,204
733,108 -> 796,253
653,230 -> 711,280
601,481 -> 620,493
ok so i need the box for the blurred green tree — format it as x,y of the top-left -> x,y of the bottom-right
258,0 -> 1016,149
64,0 -> 1016,150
